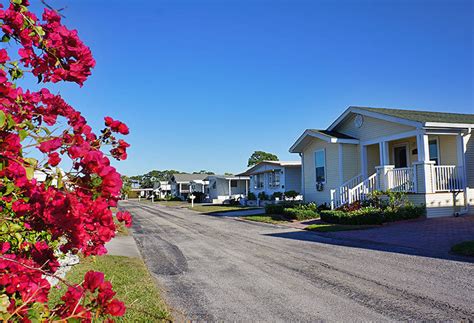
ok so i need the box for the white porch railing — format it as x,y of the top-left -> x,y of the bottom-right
434,165 -> 464,192
387,167 -> 415,192
348,173 -> 378,205
331,174 -> 364,209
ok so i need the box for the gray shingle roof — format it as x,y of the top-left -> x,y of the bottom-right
354,106 -> 474,124
309,129 -> 357,139
171,173 -> 209,182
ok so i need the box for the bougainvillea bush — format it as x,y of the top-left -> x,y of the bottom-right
0,0 -> 132,320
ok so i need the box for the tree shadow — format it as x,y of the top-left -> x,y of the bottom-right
263,230 -> 474,264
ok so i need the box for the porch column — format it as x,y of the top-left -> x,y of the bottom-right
375,165 -> 394,191
416,133 -> 430,162
414,133 -> 435,193
456,133 -> 468,187
360,145 -> 368,178
245,180 -> 249,196
379,141 -> 390,165
228,180 -> 232,197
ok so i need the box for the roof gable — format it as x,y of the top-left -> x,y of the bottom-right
356,107 -> 474,124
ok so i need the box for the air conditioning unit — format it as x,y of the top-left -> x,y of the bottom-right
316,182 -> 324,191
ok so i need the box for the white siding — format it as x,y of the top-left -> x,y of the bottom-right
284,167 -> 302,193
438,135 -> 458,165
302,138 -> 339,205
342,144 -> 360,182
366,144 -> 380,175
335,114 -> 415,142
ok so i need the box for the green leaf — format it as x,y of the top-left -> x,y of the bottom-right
1,34 -> 10,42
25,166 -> 35,180
19,129 -> 28,141
0,111 -> 5,128
0,294 -> 10,314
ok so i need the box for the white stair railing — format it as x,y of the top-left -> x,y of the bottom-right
387,167 -> 415,192
434,166 -> 464,192
348,173 -> 378,205
331,174 -> 364,209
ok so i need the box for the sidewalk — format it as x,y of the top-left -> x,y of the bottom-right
105,235 -> 141,258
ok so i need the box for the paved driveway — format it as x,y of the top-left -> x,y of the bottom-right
325,216 -> 474,258
121,201 -> 474,321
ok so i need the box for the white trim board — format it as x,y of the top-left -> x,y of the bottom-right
327,107 -> 422,131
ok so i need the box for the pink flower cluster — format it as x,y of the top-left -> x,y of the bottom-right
1,0 -> 95,86
0,0 -> 132,320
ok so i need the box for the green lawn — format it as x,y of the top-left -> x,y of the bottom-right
49,255 -> 170,321
451,240 -> 474,257
306,223 -> 379,232
242,214 -> 292,224
188,204 -> 260,214
156,200 -> 188,207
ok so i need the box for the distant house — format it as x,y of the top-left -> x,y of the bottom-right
155,181 -> 172,199
238,161 -> 302,199
190,179 -> 209,195
289,106 -> 474,217
130,179 -> 140,189
205,175 -> 250,204
169,173 -> 209,200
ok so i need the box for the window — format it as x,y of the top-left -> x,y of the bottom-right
268,171 -> 281,188
254,174 -> 264,189
231,180 -> 237,187
315,149 -> 326,183
429,138 -> 439,165
212,181 -> 216,189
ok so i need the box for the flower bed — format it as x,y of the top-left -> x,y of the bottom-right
320,191 -> 425,225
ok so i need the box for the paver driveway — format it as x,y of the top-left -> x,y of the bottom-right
121,200 -> 474,321
325,215 -> 474,258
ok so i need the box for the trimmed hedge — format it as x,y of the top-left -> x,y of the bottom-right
320,205 -> 425,225
265,202 -> 319,221
283,208 -> 318,221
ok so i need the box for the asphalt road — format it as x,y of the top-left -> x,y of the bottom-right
121,201 -> 474,321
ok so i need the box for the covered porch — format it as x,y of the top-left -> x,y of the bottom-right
332,129 -> 469,209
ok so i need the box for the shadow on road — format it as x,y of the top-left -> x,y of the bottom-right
263,230 -> 474,264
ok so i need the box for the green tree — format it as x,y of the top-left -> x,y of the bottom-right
193,170 -> 215,175
121,175 -> 132,196
247,151 -> 279,167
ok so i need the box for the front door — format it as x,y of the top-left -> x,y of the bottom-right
394,146 -> 408,168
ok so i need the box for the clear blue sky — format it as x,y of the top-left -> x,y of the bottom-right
28,0 -> 473,176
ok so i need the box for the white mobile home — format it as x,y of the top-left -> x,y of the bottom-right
238,161 -> 302,199
169,173 -> 209,200
205,175 -> 250,204
289,106 -> 474,217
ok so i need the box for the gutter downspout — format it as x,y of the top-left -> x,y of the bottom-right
456,128 -> 471,216
299,152 -> 305,202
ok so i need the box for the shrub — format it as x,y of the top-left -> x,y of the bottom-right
284,190 -> 299,200
258,192 -> 269,200
283,208 -> 319,221
247,192 -> 257,200
384,204 -> 425,222
317,203 -> 331,211
168,196 -> 183,201
265,203 -> 286,214
321,207 -> 384,225
321,205 -> 425,225
272,192 -> 283,200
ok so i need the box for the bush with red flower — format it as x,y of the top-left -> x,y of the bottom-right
0,0 -> 132,320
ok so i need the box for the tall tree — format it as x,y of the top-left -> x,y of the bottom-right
247,151 -> 279,167
193,170 -> 215,175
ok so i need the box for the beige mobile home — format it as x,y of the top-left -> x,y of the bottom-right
289,106 -> 474,218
